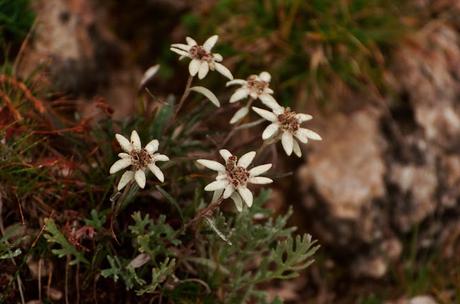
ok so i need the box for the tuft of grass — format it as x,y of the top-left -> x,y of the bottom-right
181,0 -> 409,106
0,0 -> 34,48
378,226 -> 460,303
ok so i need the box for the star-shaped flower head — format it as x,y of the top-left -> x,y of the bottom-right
252,105 -> 322,157
170,35 -> 233,80
226,72 -> 280,124
197,150 -> 272,212
110,130 -> 169,190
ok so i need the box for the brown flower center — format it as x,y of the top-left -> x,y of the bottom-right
225,155 -> 249,187
278,108 -> 300,132
189,45 -> 213,61
130,149 -> 152,170
246,75 -> 268,95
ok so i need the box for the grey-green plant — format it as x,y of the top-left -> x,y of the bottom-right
1,32 -> 320,303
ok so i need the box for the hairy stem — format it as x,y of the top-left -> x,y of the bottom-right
175,75 -> 194,117
109,183 -> 133,243
183,196 -> 224,231
254,134 -> 280,163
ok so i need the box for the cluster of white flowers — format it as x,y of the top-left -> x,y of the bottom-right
109,131 -> 169,190
226,71 -> 278,123
252,105 -> 321,157
197,150 -> 272,211
110,34 -> 322,212
170,35 -> 233,80
225,71 -> 321,156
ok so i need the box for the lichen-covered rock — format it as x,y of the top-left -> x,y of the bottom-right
440,155 -> 460,207
307,107 -> 386,220
296,16 -> 460,282
393,23 -> 460,148
297,106 -> 398,277
18,0 -> 121,93
16,0 -> 139,119
352,255 -> 387,278
349,237 -> 403,279
389,164 -> 438,231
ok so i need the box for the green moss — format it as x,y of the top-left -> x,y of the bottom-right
0,0 -> 34,47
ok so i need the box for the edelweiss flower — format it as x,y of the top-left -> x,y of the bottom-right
110,130 -> 169,190
197,150 -> 272,211
226,72 -> 279,124
170,35 -> 233,80
252,106 -> 321,157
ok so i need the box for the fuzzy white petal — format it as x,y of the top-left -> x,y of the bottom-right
145,139 -> 159,154
204,180 -> 228,191
216,172 -> 227,180
203,35 -> 218,51
154,154 -> 169,162
281,132 -> 294,156
297,128 -> 322,141
259,94 -> 280,109
115,134 -> 133,153
186,37 -> 197,46
223,184 -> 235,199
197,159 -> 225,171
219,149 -> 233,162
110,158 -> 132,174
212,189 -> 224,203
230,193 -> 243,212
229,88 -> 249,103
262,123 -> 279,140
293,139 -> 302,157
172,43 -> 191,50
294,131 -> 309,144
118,152 -> 130,158
296,113 -> 313,122
139,64 -> 160,88
198,62 -> 209,79
249,164 -> 272,176
272,106 -> 285,115
117,171 -> 134,190
170,47 -> 191,58
259,71 -> 271,82
252,107 -> 277,122
238,187 -> 253,207
130,130 -> 142,151
248,176 -> 273,184
189,59 -> 200,76
237,151 -> 256,168
230,106 -> 249,124
213,53 -> 223,62
148,164 -> 164,182
214,62 -> 233,80
226,79 -> 247,87
190,86 -> 220,107
134,170 -> 146,189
